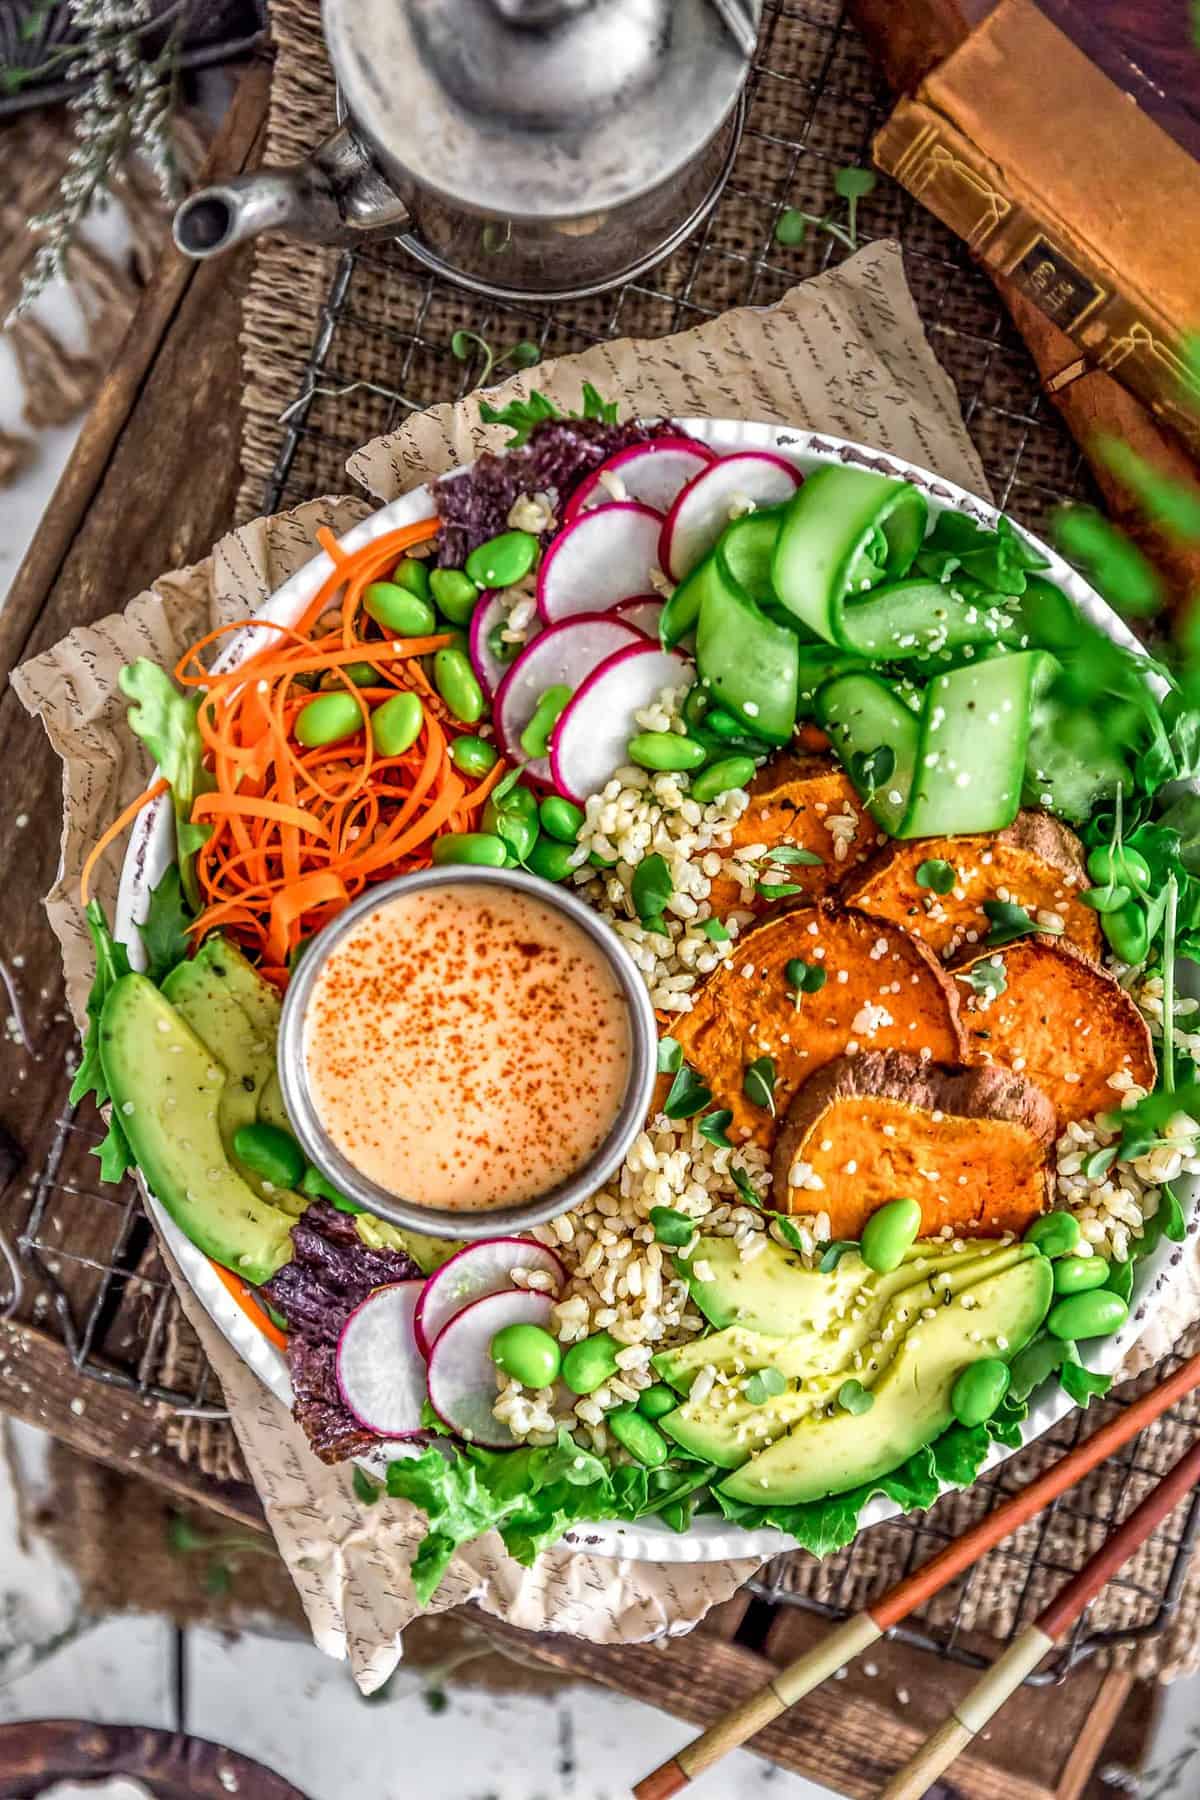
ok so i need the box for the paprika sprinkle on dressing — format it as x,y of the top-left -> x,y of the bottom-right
302,882 -> 632,1210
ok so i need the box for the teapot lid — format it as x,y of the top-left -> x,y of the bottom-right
324,0 -> 759,219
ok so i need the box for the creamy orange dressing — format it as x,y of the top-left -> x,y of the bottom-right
303,883 -> 631,1210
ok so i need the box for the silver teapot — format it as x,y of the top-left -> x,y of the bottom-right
174,0 -> 761,300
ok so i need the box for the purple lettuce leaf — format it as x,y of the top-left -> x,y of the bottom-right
434,416 -> 687,568
262,1200 -> 420,1466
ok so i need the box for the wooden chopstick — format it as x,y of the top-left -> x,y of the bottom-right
633,1348 -> 1200,1800
881,1434 -> 1200,1800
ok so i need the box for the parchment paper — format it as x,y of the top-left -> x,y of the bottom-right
22,239 -> 1157,1691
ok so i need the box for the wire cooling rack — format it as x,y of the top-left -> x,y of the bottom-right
11,0 -> 1197,1682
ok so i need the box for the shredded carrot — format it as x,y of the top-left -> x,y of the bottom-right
796,721 -> 831,753
80,778 -> 169,907
209,1260 -> 289,1351
90,514 -> 520,974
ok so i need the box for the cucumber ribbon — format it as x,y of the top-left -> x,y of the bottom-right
817,651 -> 1046,837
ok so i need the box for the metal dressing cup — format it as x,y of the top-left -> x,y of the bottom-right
173,0 -> 761,301
278,866 -> 658,1240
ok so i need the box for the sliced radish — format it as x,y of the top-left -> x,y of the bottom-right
659,451 -> 802,581
612,596 -> 665,638
427,1289 -> 556,1447
469,590 -> 539,699
414,1237 -> 566,1357
537,503 -> 663,625
494,614 -> 643,779
550,642 -> 693,805
336,1281 -> 427,1438
563,438 -> 716,523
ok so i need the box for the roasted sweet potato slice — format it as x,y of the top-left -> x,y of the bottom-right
957,938 -> 1155,1126
669,904 -> 965,1149
706,753 -> 881,919
841,811 -> 1101,963
771,1049 -> 1055,1234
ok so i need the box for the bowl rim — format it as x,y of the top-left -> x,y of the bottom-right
113,415 -> 1198,1565
277,864 -> 658,1239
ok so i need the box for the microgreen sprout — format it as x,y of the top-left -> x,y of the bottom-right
775,166 -> 878,254
451,330 -> 542,388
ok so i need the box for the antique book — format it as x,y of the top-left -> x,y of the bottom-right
872,0 -> 1200,457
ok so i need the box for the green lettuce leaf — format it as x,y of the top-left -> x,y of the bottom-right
139,865 -> 194,986
387,1431 -> 714,1605
391,1397 -> 1032,1597
119,660 -> 214,907
476,384 -> 621,448
69,901 -> 135,1182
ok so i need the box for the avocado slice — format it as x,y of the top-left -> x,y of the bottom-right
656,1243 -> 1015,1392
100,973 -> 294,1285
258,1069 -> 292,1135
661,1244 -> 1033,1468
717,1253 -> 1052,1505
163,937 -> 280,1157
679,1234 -> 1023,1338
681,1235 -> 871,1335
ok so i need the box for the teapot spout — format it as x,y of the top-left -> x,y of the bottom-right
173,125 -> 411,258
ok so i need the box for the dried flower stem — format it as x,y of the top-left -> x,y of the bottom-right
10,0 -> 187,320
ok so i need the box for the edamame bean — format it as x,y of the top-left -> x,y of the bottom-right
951,1358 -> 1010,1428
1053,1254 -> 1110,1296
691,755 -> 757,803
430,568 -> 480,626
1047,1289 -> 1128,1341
434,646 -> 485,724
1024,1211 -> 1081,1259
627,732 -> 708,773
233,1122 -> 306,1190
489,1322 -> 561,1387
431,832 -> 508,868
526,837 -> 576,882
561,1330 -> 620,1395
860,1197 -> 922,1273
343,661 -> 379,687
521,685 -> 572,759
704,707 -> 749,741
608,1406 -> 669,1467
465,529 -> 538,590
363,580 -> 436,636
392,556 -> 431,602
1102,901 -> 1149,965
299,1165 -> 362,1212
539,795 -> 585,843
295,691 -> 364,748
448,735 -> 498,777
487,621 -> 519,668
1087,844 -> 1151,889
370,691 -> 424,757
637,1384 -> 678,1421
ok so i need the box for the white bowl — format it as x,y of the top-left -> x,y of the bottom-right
115,418 -> 1197,1564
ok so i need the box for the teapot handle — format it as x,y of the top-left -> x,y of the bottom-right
173,125 -> 411,259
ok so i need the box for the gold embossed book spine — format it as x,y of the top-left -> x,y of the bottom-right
872,0 -> 1200,458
